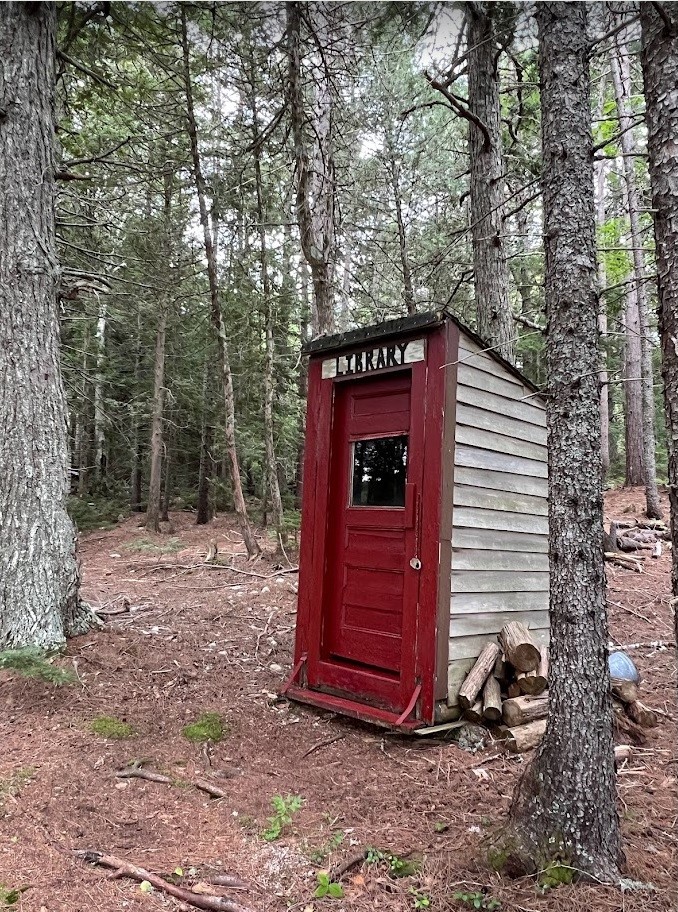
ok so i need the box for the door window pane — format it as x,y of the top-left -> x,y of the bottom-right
351,436 -> 408,507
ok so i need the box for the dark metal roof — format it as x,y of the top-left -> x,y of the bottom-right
303,309 -> 544,398
302,311 -> 444,355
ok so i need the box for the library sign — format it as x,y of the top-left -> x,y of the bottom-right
321,338 -> 425,380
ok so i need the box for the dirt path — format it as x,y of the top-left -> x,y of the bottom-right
0,490 -> 676,911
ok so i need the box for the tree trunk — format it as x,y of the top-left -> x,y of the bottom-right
249,65 -> 285,545
0,2 -> 85,647
196,358 -> 213,526
129,306 -> 143,512
296,261 -> 311,509
624,277 -> 644,485
75,317 -> 91,494
287,1 -> 336,337
145,307 -> 167,532
466,2 -> 514,362
386,132 -> 415,315
161,422 -> 172,524
93,296 -> 107,483
493,4 -> 622,882
180,6 -> 260,558
594,105 -> 611,474
611,39 -> 662,519
640,3 -> 678,634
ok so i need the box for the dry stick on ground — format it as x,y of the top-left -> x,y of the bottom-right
195,779 -> 228,799
115,762 -> 172,784
330,850 -> 368,882
74,851 -> 251,912
302,734 -> 346,759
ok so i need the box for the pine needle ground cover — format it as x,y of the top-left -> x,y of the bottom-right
0,499 -> 674,912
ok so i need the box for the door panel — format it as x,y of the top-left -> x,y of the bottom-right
309,367 -> 425,710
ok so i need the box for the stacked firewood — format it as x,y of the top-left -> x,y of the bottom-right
457,622 -> 658,753
603,518 -> 669,571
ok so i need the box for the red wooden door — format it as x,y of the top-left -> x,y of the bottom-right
309,366 -> 425,712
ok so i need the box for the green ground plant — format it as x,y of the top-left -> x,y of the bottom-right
0,885 -> 28,907
182,712 -> 226,743
123,536 -> 182,554
453,890 -> 500,911
90,716 -> 135,739
261,794 -> 303,841
314,871 -> 344,899
0,647 -> 74,684
306,830 -> 345,864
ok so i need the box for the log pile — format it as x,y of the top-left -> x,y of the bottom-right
457,622 -> 659,753
604,517 -> 669,571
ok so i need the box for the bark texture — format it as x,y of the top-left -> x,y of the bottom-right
594,84 -> 611,473
287,1 -> 337,337
466,2 -> 514,362
145,308 -> 167,532
493,4 -> 622,881
612,40 -> 662,516
0,2 -> 82,647
640,3 -> 678,622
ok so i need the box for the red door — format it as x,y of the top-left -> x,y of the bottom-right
308,366 -> 425,712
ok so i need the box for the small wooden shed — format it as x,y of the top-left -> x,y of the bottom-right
284,311 -> 549,730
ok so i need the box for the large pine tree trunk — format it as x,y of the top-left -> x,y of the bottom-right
180,6 -> 259,559
492,4 -> 622,881
594,153 -> 611,474
640,3 -> 678,623
287,1 -> 336,337
93,297 -> 107,483
249,66 -> 285,545
466,2 -> 514,362
611,38 -> 662,519
196,357 -> 213,526
145,308 -> 167,532
624,262 -> 644,484
0,2 -> 84,647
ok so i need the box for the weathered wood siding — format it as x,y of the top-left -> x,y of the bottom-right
448,332 -> 549,704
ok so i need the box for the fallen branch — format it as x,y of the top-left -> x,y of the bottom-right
74,850 -> 251,912
115,762 -> 172,784
302,734 -> 345,759
195,779 -> 228,799
329,850 -> 367,882
604,551 -> 643,572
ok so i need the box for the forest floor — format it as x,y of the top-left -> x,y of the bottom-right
0,488 -> 676,912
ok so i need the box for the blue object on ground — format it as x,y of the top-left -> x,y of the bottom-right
608,650 -> 640,683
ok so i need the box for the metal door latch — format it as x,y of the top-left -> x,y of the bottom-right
409,557 -> 422,570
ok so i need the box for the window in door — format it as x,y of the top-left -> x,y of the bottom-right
351,435 -> 408,507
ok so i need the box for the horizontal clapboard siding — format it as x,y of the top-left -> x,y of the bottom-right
452,549 -> 549,572
452,527 -> 548,554
456,424 -> 547,462
454,466 -> 547,498
452,570 -> 549,592
455,445 -> 547,478
457,402 -> 547,446
449,329 -> 549,705
450,590 -> 550,614
453,506 -> 548,535
454,484 -> 548,516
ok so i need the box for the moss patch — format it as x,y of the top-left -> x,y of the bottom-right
90,716 -> 135,739
538,862 -> 575,890
182,712 -> 226,743
123,537 -> 182,554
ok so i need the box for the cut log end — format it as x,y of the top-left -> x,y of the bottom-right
498,621 -> 540,672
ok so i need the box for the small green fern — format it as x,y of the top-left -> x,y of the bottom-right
0,648 -> 74,685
